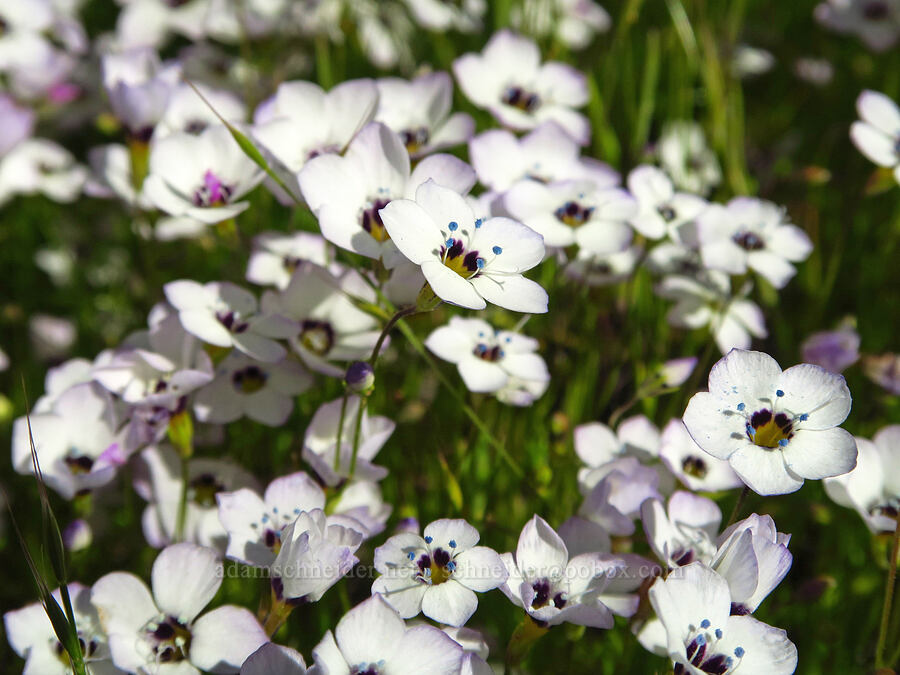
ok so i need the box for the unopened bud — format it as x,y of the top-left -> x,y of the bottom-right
63,519 -> 92,552
345,361 -> 375,395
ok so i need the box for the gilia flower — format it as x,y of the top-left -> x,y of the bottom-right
12,382 -> 125,499
303,396 -> 394,486
310,594 -> 463,675
261,264 -> 381,377
375,72 -> 475,157
327,480 -> 393,540
272,509 -> 363,603
380,179 -> 548,312
575,415 -> 662,475
91,543 -> 268,674
641,491 -> 721,570
627,165 -> 708,241
658,419 -> 743,492
372,518 -> 508,627
101,47 -> 180,138
164,280 -> 298,363
144,124 -> 265,225
403,0 -> 486,31
495,373 -> 551,407
217,471 -> 327,567
850,89 -> 900,184
0,138 -> 86,207
578,457 -> 663,536
193,351 -> 312,426
425,317 -> 549,393
824,425 -> 900,532
801,326 -> 861,373
511,0 -> 611,49
299,122 -> 476,267
5,583 -> 120,675
815,0 -> 900,51
246,231 -> 332,289
657,121 -> 721,196
469,121 -> 617,195
504,180 -> 636,252
453,30 -> 589,144
499,515 -> 630,627
683,349 -> 857,495
696,198 -> 813,289
649,562 -> 797,674
156,82 -> 246,138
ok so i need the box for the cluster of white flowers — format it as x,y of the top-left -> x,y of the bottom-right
3,1 -> 899,674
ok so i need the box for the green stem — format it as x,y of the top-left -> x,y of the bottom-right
370,306 -> 418,365
875,518 -> 900,669
725,485 -> 751,528
174,455 -> 190,542
333,392 -> 350,473
348,395 -> 368,478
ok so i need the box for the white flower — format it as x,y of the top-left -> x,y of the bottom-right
246,231 -> 332,289
272,509 -> 363,602
683,349 -> 858,495
4,583 -> 121,675
12,382 -> 126,499
578,457 -> 663,536
101,47 -> 181,137
504,179 -> 636,252
641,491 -> 721,570
0,138 -> 86,206
91,543 -> 269,674
495,373 -> 551,407
253,78 -> 378,186
349,0 -> 415,70
137,444 -> 259,549
657,121 -> 721,196
375,72 -> 475,157
241,642 -> 308,675
627,165 -> 708,241
815,0 -> 900,51
380,179 -> 548,312
372,518 -> 507,627
657,271 -> 767,354
85,143 -> 152,208
303,396 -> 395,486
499,515 -> 633,627
564,246 -> 640,287
824,425 -> 900,532
574,415 -> 662,480
469,121 -> 618,194
425,317 -> 549,393
310,594 -> 463,675
658,419 -> 743,492
649,562 -> 798,674
217,471 -> 327,567
193,351 -> 312,426
299,121 -> 476,267
156,82 -> 246,138
403,0 -> 486,31
850,89 -> 900,184
113,0 -> 208,49
512,0 -> 612,49
164,279 -> 298,362
328,480 -> 393,540
454,30 -> 590,144
696,198 -> 812,289
261,264 -> 381,377
144,124 -> 265,225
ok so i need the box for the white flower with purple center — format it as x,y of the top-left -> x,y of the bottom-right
299,121 -> 476,267
815,0 -> 900,52
649,562 -> 798,675
246,231 -> 332,290
375,71 -> 475,157
380,179 -> 548,312
425,316 -> 549,393
658,419 -> 743,492
91,543 -> 269,674
578,456 -> 663,536
511,0 -> 611,49
641,491 -> 722,570
683,349 -> 858,496
850,89 -> 900,184
143,124 -> 265,225
453,30 -> 590,144
0,138 -> 87,207
657,121 -> 722,197
627,165 -> 708,241
164,280 -> 298,363
217,472 -> 328,567
503,179 -> 636,252
372,519 -> 508,627
696,198 -> 812,289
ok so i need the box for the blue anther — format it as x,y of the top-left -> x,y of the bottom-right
475,218 -> 483,228
448,221 -> 458,231
700,619 -> 711,629
424,536 -> 433,544
446,238 -> 454,247
715,629 -> 723,639
776,389 -> 784,397
492,245 -> 503,255
476,258 -> 485,269
778,439 -> 789,447
407,551 -> 415,561
449,540 -> 457,548
447,561 -> 456,572
737,402 -> 745,411
800,413 -> 809,421
734,647 -> 745,658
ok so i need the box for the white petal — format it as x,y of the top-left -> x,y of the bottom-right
777,363 -> 851,430
728,445 -> 803,496
781,428 -> 857,480
384,624 -> 463,675
379,198 -> 445,265
239,642 -> 307,675
470,274 -> 548,313
682,392 -> 749,461
335,595 -> 406,666
421,260 -> 486,309
857,90 -> 900,137
151,543 -> 222,623
421,582 -> 478,626
516,515 -> 568,578
191,605 -> 268,673
453,546 -> 508,592
850,121 -> 897,167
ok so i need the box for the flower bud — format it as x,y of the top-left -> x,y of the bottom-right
345,361 -> 375,395
63,518 -> 92,552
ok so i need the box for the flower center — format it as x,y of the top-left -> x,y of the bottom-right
351,663 -> 384,675
676,619 -> 744,675
442,237 -> 483,278
400,127 -> 430,153
54,633 -> 100,664
473,343 -> 503,362
361,198 -> 392,243
658,204 -> 677,222
193,170 -> 233,207
232,365 -> 268,394
189,472 -> 227,508
415,547 -> 455,585
863,1 -> 890,20
732,231 -> 764,251
530,578 -> 567,609
145,615 -> 191,663
682,455 -> 709,478
745,409 -> 794,448
554,200 -> 594,227
300,319 -> 335,356
502,85 -> 541,113
216,310 -> 249,334
184,120 -> 208,134
64,453 -> 95,474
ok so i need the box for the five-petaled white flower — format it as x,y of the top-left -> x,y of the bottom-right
683,349 -> 858,496
850,89 -> 900,185
380,179 -> 548,312
372,518 -> 508,627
